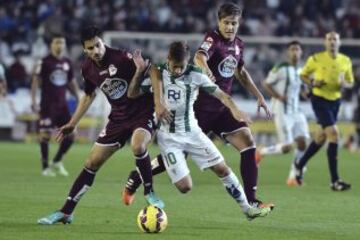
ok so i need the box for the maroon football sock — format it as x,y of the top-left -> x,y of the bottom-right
240,147 -> 258,202
40,140 -> 49,169
135,151 -> 153,195
61,167 -> 96,215
53,136 -> 74,163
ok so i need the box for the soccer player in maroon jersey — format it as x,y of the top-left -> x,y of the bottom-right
31,34 -> 79,177
37,26 -> 164,225
122,3 -> 274,210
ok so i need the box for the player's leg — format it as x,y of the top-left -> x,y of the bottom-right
130,128 -> 164,208
294,96 -> 330,184
189,132 -> 271,219
287,114 -> 310,186
51,111 -> 74,176
38,143 -> 119,224
224,128 -> 273,209
258,114 -> 293,162
324,124 -> 351,191
122,154 -> 165,205
210,162 -> 271,219
37,116 -> 55,175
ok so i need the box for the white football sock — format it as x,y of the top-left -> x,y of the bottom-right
219,170 -> 250,212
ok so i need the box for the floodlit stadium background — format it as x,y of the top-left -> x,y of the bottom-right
1,0 -> 359,143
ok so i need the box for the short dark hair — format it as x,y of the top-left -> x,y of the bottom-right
218,2 -> 242,20
287,40 -> 301,48
47,33 -> 65,45
168,41 -> 190,62
80,25 -> 102,46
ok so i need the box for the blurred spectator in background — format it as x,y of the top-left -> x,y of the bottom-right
7,50 -> 29,93
0,61 -> 7,96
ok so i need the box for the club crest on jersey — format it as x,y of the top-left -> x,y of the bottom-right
100,77 -> 128,100
50,69 -> 68,86
108,64 -> 117,76
218,55 -> 237,78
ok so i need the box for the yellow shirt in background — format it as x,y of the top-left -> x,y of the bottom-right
301,51 -> 354,101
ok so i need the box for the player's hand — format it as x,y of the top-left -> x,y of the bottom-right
155,103 -> 173,124
56,123 -> 75,143
257,97 -> 272,119
133,49 -> 149,73
31,103 -> 40,113
312,79 -> 326,88
231,109 -> 252,125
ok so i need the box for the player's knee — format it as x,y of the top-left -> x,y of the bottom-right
242,132 -> 255,147
178,185 -> 192,194
282,144 -> 293,153
175,177 -> 192,193
315,132 -> 326,144
131,143 -> 147,156
296,140 -> 307,151
326,128 -> 339,141
211,163 -> 230,178
39,132 -> 50,142
85,157 -> 101,171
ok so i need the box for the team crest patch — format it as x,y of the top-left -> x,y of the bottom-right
218,55 -> 238,78
50,69 -> 68,86
100,78 -> 128,100
108,64 -> 117,76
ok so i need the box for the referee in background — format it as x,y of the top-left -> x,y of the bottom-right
294,31 -> 354,191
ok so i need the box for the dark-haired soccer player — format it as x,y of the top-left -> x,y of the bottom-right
31,34 -> 79,177
294,32 -> 354,191
123,3 -> 274,209
37,26 -> 164,225
258,41 -> 310,186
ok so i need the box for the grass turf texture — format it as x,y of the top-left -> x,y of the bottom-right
0,142 -> 359,240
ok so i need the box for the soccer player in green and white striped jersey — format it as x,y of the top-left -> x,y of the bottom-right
131,42 -> 271,220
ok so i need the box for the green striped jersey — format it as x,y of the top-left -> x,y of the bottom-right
155,64 -> 218,133
265,62 -> 303,115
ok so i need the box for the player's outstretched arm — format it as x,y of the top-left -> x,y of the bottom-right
56,92 -> 96,142
194,51 -> 216,81
236,66 -> 272,118
212,88 -> 252,124
30,73 -> 41,113
150,65 -> 172,124
127,49 -> 149,99
262,82 -> 286,103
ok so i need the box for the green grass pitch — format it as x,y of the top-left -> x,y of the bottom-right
0,142 -> 359,240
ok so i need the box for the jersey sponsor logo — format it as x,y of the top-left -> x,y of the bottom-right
100,77 -> 128,100
200,37 -> 213,51
50,69 -> 68,86
165,85 -> 185,109
218,55 -> 238,78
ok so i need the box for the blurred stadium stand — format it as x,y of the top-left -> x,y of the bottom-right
0,0 -> 359,141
